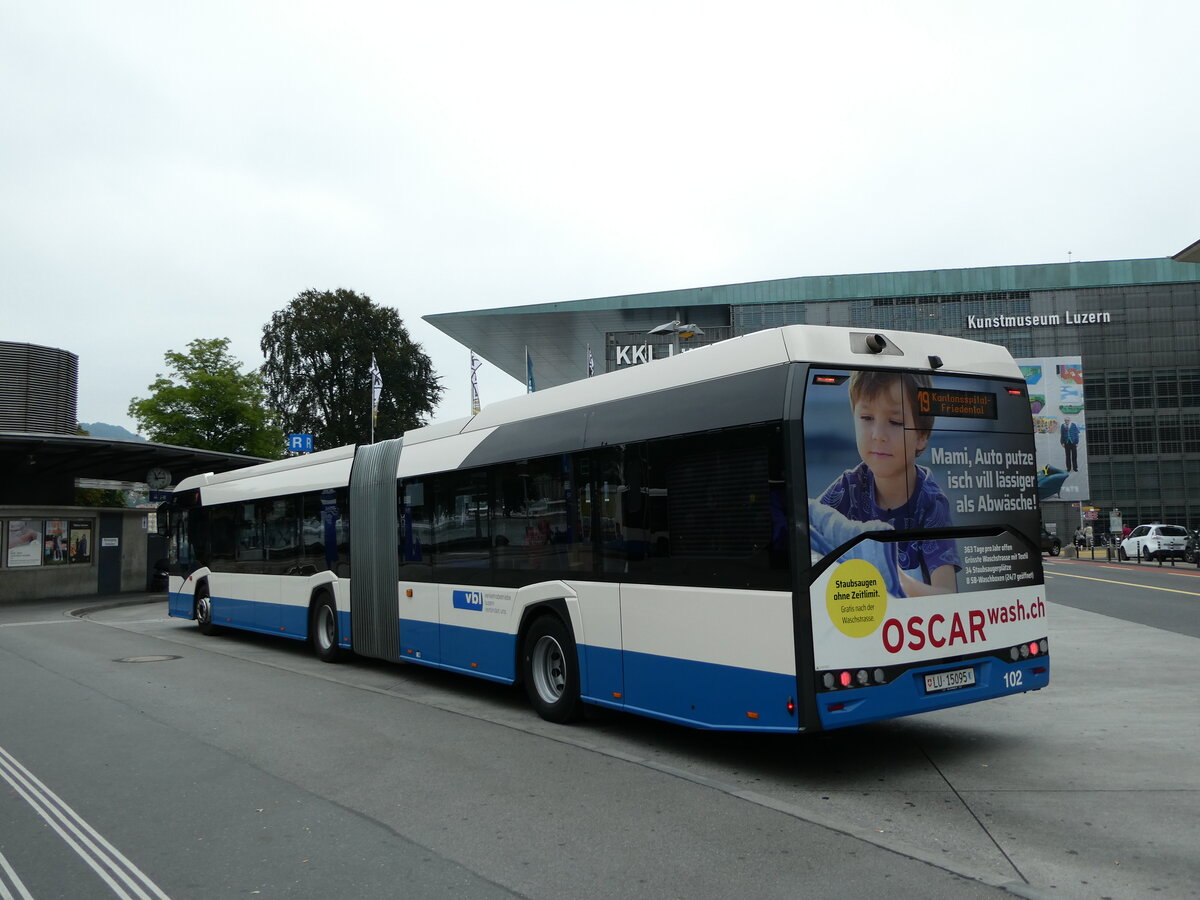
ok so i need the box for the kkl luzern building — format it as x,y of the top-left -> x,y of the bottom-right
427,243 -> 1200,541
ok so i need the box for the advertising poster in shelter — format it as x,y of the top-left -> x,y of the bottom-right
1016,356 -> 1089,503
70,521 -> 93,564
6,520 -> 43,567
43,519 -> 69,565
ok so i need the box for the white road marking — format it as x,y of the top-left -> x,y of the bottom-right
0,847 -> 35,900
0,745 -> 171,900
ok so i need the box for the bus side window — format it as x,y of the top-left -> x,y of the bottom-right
596,447 -> 632,576
494,455 -> 586,576
264,497 -> 299,572
237,502 -> 263,564
208,505 -> 236,563
429,470 -> 490,579
645,426 -> 786,590
300,492 -> 325,570
399,480 -> 432,581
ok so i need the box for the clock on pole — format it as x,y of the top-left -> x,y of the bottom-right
146,467 -> 172,490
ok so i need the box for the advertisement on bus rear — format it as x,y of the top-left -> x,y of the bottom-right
802,367 -> 1044,664
808,564 -> 1045,669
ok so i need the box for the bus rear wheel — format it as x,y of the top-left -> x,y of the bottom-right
311,594 -> 341,663
522,615 -> 582,724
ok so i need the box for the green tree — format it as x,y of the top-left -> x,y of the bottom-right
75,488 -> 127,507
128,338 -> 283,458
73,424 -> 126,504
260,288 -> 442,447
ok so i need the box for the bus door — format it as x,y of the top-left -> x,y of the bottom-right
398,479 -> 439,663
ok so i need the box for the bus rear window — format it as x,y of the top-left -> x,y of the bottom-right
804,367 -> 1039,597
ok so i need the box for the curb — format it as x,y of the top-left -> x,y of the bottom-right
69,592 -> 167,617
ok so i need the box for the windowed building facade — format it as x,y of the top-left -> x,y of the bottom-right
426,253 -> 1200,539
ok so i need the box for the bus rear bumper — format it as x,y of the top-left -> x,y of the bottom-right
816,654 -> 1050,730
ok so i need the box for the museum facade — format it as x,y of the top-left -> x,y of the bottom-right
426,245 -> 1200,540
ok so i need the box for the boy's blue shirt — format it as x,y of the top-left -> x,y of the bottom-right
819,462 -> 960,582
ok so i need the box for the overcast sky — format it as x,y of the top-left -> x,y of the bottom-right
3,1 -> 1197,440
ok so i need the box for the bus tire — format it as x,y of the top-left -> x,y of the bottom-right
522,614 -> 583,724
195,584 -> 219,636
311,593 -> 341,663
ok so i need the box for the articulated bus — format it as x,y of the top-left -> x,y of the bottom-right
164,325 -> 1049,732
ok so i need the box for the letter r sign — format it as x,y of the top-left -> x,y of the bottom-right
287,434 -> 314,453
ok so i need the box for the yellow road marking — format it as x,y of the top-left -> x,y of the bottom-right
1044,568 -> 1200,597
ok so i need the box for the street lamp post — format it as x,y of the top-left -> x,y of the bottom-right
648,317 -> 705,356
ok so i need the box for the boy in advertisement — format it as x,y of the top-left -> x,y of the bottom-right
818,371 -> 959,597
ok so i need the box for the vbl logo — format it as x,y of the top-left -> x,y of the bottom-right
452,590 -> 484,611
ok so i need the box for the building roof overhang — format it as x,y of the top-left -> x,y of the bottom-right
1173,238 -> 1200,264
426,252 -> 1200,389
0,432 -> 267,489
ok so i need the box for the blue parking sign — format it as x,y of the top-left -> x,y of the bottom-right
286,434 -> 314,453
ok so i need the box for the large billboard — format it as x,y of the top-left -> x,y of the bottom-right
1017,356 -> 1088,503
802,367 -> 1044,674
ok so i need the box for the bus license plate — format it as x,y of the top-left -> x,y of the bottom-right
924,667 -> 975,693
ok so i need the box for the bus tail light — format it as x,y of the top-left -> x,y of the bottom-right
822,667 -> 894,691
1009,638 -> 1049,662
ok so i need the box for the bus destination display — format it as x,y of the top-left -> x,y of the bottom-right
916,387 -> 997,420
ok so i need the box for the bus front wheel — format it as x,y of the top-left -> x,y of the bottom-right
195,585 -> 219,636
522,615 -> 583,724
311,594 -> 341,663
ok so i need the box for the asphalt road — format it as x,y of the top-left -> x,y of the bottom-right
1,563 -> 1196,899
1044,550 -> 1200,638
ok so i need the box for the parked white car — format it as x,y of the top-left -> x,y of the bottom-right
1119,524 -> 1190,561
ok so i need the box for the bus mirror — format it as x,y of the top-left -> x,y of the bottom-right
156,503 -> 172,537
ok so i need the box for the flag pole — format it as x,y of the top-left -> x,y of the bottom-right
470,351 -> 482,415
370,354 -> 382,443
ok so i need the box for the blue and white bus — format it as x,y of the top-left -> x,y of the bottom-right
164,325 -> 1049,732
